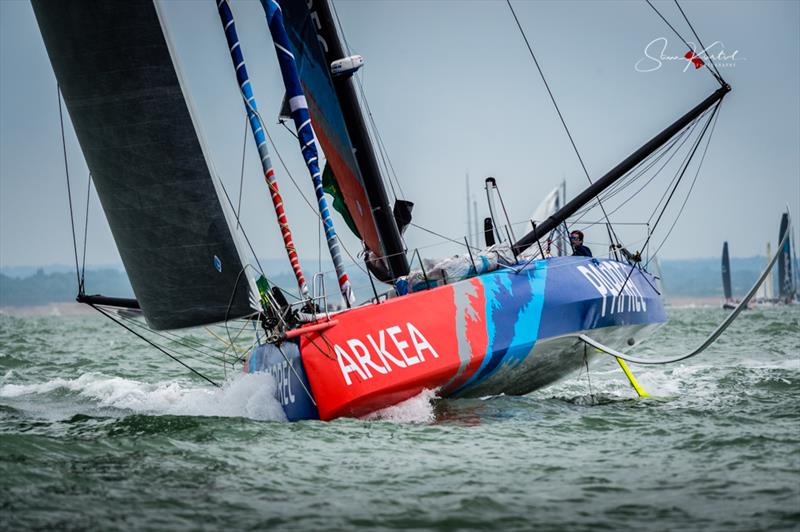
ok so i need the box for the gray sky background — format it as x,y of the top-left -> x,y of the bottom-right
1,0 -> 798,274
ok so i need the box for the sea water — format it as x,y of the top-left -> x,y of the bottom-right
1,306 -> 798,531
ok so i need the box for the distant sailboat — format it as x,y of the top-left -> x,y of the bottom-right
721,242 -> 736,310
777,212 -> 798,304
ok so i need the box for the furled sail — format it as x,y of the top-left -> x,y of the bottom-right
33,0 -> 258,330
278,1 -> 381,257
279,1 -> 410,279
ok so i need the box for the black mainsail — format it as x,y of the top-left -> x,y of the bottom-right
33,0 -> 257,330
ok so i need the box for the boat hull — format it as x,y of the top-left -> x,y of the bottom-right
245,256 -> 666,420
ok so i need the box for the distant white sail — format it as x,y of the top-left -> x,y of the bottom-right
529,186 -> 570,256
530,187 -> 560,223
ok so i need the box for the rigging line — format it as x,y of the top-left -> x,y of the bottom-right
505,0 -> 620,246
617,101 -> 720,294
569,120 -> 694,223
112,310 -> 232,362
80,175 -> 91,292
329,0 -> 352,57
585,113 -> 701,207
674,0 -> 723,80
646,101 -> 722,266
645,115 -> 708,226
409,222 -> 474,250
216,178 -> 265,275
236,113 -> 248,227
220,314 -> 255,362
279,119 -> 299,140
351,69 -> 397,202
354,72 -> 404,201
639,107 -> 716,227
231,336 -> 262,366
224,266 -> 258,353
57,85 -> 82,295
572,111 -> 705,223
91,305 -> 220,387
638,104 -> 717,255
571,106 -> 710,220
370,107 -> 406,200
330,0 -> 403,201
644,0 -> 724,85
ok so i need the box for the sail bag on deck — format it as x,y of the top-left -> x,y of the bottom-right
33,0 -> 258,330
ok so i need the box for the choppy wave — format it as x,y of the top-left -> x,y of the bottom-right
1,306 -> 798,531
0,372 -> 286,421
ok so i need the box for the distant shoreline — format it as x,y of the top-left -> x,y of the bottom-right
0,303 -> 96,317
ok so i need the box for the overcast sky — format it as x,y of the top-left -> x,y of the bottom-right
1,0 -> 798,275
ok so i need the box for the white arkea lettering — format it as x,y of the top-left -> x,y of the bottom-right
335,322 -> 439,386
387,325 -> 420,365
335,344 -> 367,385
366,331 -> 407,372
407,322 -> 439,361
347,338 -> 387,377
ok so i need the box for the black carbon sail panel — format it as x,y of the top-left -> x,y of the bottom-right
33,0 -> 256,330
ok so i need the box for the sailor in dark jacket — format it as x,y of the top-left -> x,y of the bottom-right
570,230 -> 592,257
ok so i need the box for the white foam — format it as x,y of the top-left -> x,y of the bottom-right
363,388 -> 438,423
0,372 -> 287,421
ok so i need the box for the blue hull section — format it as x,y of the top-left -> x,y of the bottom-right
247,341 -> 319,421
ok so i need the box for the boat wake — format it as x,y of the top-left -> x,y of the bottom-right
363,388 -> 438,423
0,372 -> 287,421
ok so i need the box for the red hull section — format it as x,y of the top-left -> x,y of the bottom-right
301,278 -> 488,420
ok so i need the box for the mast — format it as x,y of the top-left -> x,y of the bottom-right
466,174 -> 472,246
306,0 -> 410,278
260,0 -> 355,305
512,84 -> 730,256
472,199 -> 479,249
217,0 -> 309,298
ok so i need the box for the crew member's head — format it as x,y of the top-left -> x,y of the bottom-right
569,230 -> 584,247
